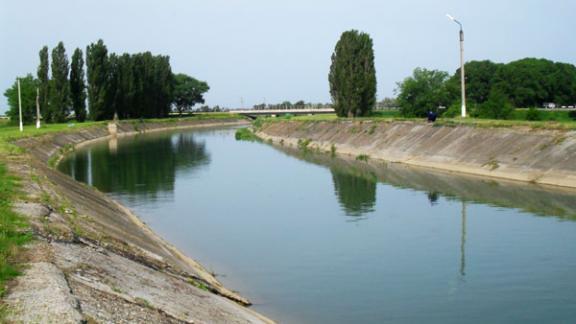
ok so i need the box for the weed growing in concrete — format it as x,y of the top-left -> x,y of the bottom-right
234,128 -> 259,141
330,144 -> 337,158
356,154 -> 370,162
297,138 -> 312,151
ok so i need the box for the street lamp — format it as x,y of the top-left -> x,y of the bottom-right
17,78 -> 23,132
447,14 -> 466,117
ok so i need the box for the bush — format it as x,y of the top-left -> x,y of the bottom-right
525,107 -> 542,121
477,89 -> 514,119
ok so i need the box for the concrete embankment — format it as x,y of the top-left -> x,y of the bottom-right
6,118 -> 274,323
257,120 -> 576,189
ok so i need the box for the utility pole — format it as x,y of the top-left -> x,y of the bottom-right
36,87 -> 41,129
17,78 -> 23,132
447,14 -> 467,117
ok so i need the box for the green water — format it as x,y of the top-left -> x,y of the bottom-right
59,127 -> 576,323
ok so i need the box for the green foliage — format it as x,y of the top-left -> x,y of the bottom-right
86,40 -> 175,121
3,75 -> 39,124
108,52 -> 174,119
172,74 -> 210,115
234,128 -> 258,141
86,39 -> 110,121
495,58 -> 576,108
447,60 -> 501,104
37,46 -> 49,120
397,68 -> 452,117
356,154 -> 369,162
49,42 -> 71,123
525,107 -> 542,121
398,58 -> 576,120
0,162 -> 32,297
477,89 -> 514,119
443,100 -> 462,118
329,30 -> 376,117
70,48 -> 87,122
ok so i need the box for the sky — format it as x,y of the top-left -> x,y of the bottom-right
1,0 -> 575,113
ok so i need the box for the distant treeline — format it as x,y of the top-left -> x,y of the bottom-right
4,40 -> 209,124
397,58 -> 576,118
253,101 -> 332,110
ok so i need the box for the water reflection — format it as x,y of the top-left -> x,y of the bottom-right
59,132 -> 210,199
460,202 -> 467,278
273,145 -> 576,221
427,191 -> 439,206
331,169 -> 376,217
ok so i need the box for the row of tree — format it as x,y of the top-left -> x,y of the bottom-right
252,101 -> 332,110
397,58 -> 576,118
4,40 -> 210,124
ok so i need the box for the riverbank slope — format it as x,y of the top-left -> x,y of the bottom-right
257,120 -> 576,189
4,118 -> 274,323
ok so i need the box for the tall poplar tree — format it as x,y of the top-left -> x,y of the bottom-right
70,48 -> 87,122
329,30 -> 377,117
86,39 -> 109,120
49,42 -> 71,122
37,46 -> 50,121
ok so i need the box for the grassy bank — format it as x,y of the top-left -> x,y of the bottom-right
0,162 -> 31,298
260,110 -> 576,131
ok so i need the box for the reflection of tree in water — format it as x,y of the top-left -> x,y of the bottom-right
331,169 -> 377,217
427,191 -> 439,205
62,133 -> 209,198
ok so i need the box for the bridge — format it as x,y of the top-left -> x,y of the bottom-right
231,108 -> 335,119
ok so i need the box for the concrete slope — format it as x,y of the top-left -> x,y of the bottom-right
7,119 -> 274,323
258,120 -> 576,189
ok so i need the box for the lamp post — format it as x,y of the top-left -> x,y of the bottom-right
447,14 -> 466,117
17,78 -> 23,132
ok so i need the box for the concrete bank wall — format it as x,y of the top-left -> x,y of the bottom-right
257,120 -> 576,189
10,119 -> 274,323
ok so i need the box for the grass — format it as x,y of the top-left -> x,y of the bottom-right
0,120 -> 105,156
356,154 -> 370,162
234,128 -> 259,141
263,110 -> 576,131
0,162 -> 32,300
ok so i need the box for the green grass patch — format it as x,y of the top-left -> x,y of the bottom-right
0,120 -> 105,156
234,128 -> 259,141
259,109 -> 576,131
0,162 -> 32,299
297,138 -> 312,151
356,154 -> 370,162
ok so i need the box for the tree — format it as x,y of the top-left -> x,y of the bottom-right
447,60 -> 502,105
70,48 -> 87,122
172,74 -> 209,115
329,30 -> 376,117
49,42 -> 71,122
86,39 -> 110,120
396,68 -> 452,117
37,46 -> 49,121
476,88 -> 514,119
4,75 -> 38,124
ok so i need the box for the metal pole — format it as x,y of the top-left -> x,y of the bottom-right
36,87 -> 41,128
459,28 -> 467,117
17,78 -> 23,132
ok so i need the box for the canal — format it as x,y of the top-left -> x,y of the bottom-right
58,126 -> 576,323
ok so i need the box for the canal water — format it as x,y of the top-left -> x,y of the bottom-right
58,127 -> 576,323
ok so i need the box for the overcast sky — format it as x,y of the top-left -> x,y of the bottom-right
1,0 -> 574,113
